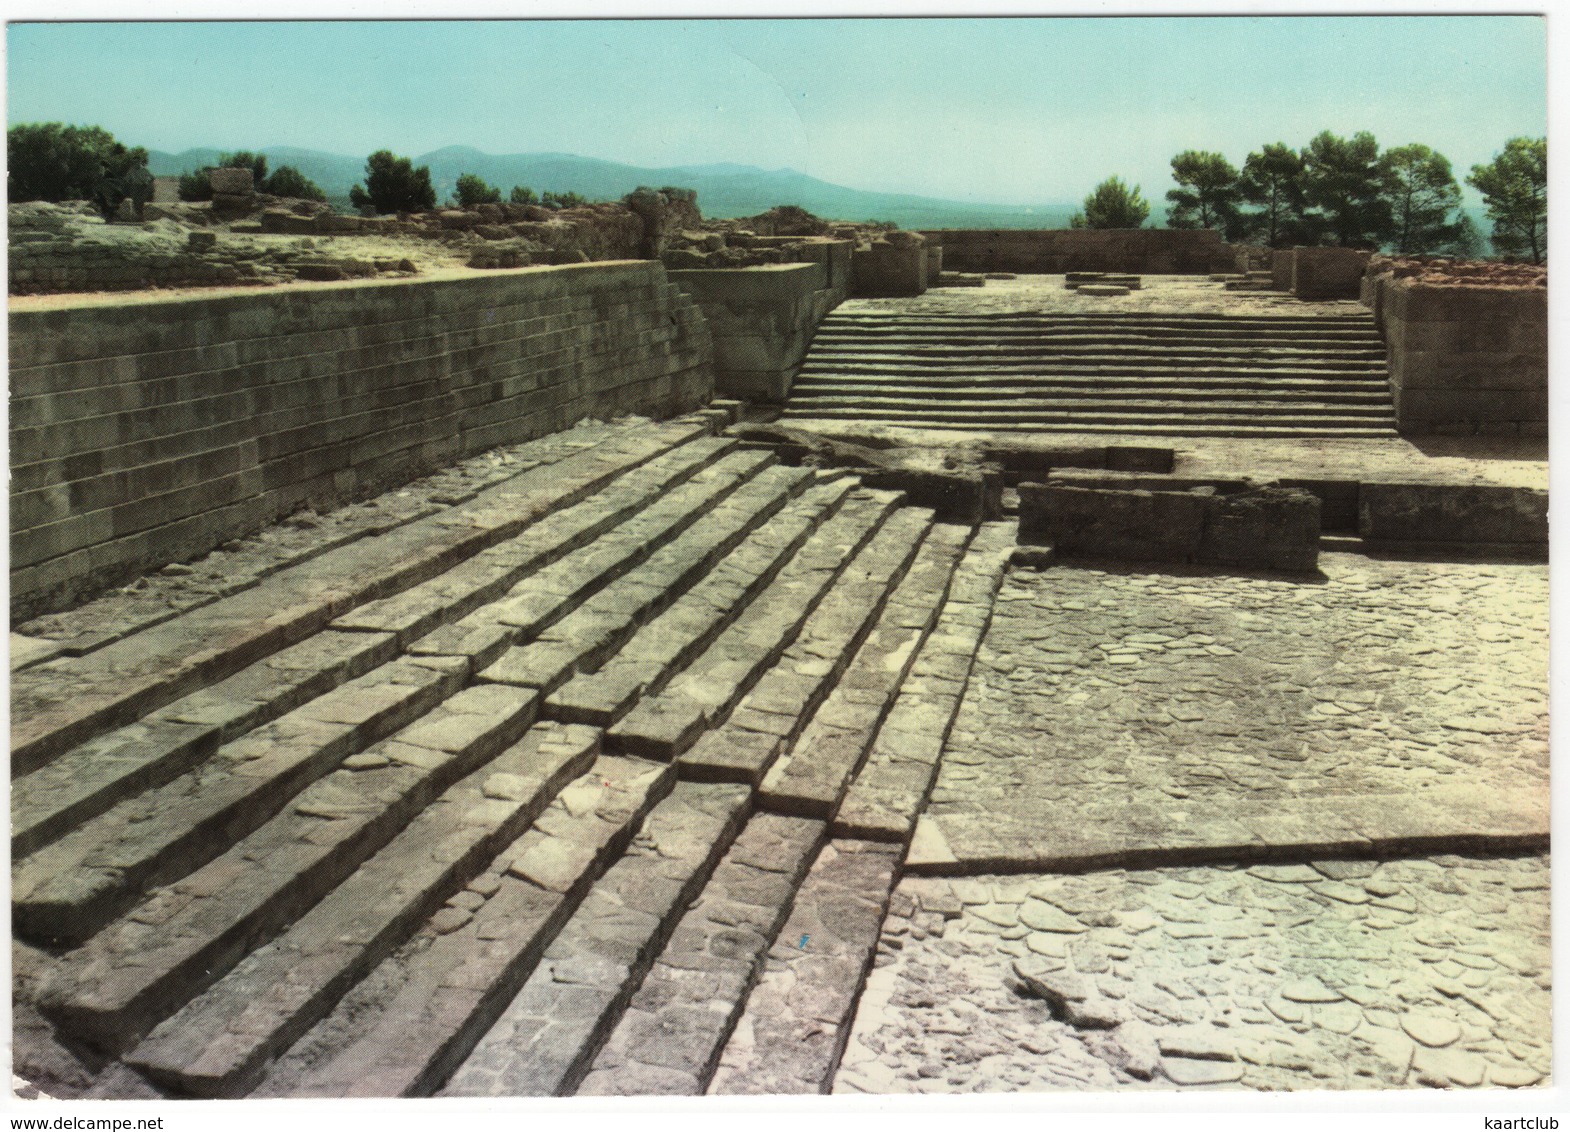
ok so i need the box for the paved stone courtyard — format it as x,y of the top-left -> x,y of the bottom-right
910,555 -> 1549,874
840,856 -> 1551,1093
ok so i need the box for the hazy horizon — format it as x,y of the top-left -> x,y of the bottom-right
7,16 -> 1547,211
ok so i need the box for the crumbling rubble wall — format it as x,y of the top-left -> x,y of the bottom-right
920,229 -> 1233,275
8,261 -> 714,618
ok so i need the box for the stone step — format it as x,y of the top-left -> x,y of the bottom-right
252,753 -> 673,1099
8,422 -> 631,664
805,343 -> 1388,363
676,515 -> 957,785
328,436 -> 741,644
820,311 -> 1376,327
706,838 -> 904,1095
467,449 -> 779,643
757,524 -> 971,818
577,811 -> 827,1095
604,491 -> 913,761
11,418 -> 713,776
785,396 -> 1398,419
832,523 -> 1014,844
814,324 -> 1380,342
797,371 -> 1392,391
35,682 -> 542,1051
543,479 -> 860,727
478,464 -> 813,694
11,629 -> 399,858
12,655 -> 470,946
439,781 -> 752,1097
783,407 -> 1398,434
124,722 -> 601,1098
788,420 -> 1405,439
795,381 -> 1395,403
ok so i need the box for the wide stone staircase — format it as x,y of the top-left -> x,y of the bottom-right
10,413 -> 1011,1099
783,310 -> 1399,438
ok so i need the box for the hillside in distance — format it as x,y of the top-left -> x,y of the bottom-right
146,144 -> 1078,230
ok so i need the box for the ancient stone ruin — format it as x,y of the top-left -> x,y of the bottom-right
9,195 -> 1550,1099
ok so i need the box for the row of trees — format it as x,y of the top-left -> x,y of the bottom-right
1070,134 -> 1546,263
179,151 -> 327,202
350,151 -> 594,213
452,172 -> 587,210
1159,132 -> 1545,261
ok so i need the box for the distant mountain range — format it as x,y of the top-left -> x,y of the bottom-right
146,144 -> 1078,230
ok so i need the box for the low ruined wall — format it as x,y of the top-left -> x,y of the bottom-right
669,254 -> 847,402
9,261 -> 714,618
1018,478 -> 1321,572
851,239 -> 928,298
1290,247 -> 1369,300
919,229 -> 1232,275
1360,483 -> 1548,547
1377,277 -> 1547,436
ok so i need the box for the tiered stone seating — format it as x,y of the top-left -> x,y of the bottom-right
11,412 -> 1009,1099
784,310 -> 1398,437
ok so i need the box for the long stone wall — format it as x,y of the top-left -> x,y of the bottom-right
9,261 -> 715,619
919,229 -> 1233,275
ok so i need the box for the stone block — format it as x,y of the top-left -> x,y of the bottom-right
1359,483 -> 1548,544
207,168 -> 254,195
1198,487 -> 1321,572
1271,249 -> 1295,291
1018,483 -> 1206,562
1291,246 -> 1368,300
850,240 -> 927,298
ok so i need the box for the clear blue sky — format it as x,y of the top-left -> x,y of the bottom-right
6,15 -> 1547,207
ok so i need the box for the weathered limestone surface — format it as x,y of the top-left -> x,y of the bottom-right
545,478 -> 858,726
1290,247 -> 1369,300
255,753 -> 673,1098
833,522 -> 1013,842
578,812 -> 826,1095
758,523 -> 971,817
127,722 -> 600,1097
10,267 -> 1550,1103
1359,482 -> 1548,547
36,680 -> 540,1048
441,781 -> 752,1097
838,859 -> 1550,1092
1018,481 -> 1321,572
479,463 -> 812,693
709,838 -> 904,1094
606,489 -> 912,761
914,556 -> 1548,875
673,505 -> 936,781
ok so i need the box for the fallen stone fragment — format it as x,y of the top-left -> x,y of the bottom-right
1279,976 -> 1343,1003
1107,1019 -> 1163,1080
1401,1013 -> 1461,1048
1157,1027 -> 1237,1062
1163,1057 -> 1244,1086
